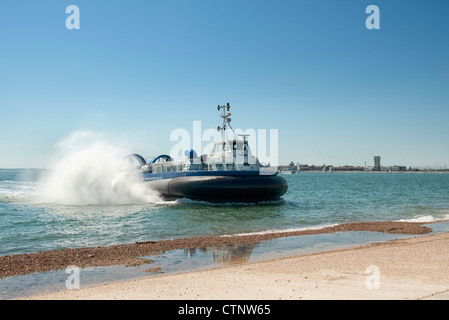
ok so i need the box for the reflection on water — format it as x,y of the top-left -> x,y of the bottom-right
147,221 -> 449,274
145,222 -> 449,274
171,243 -> 258,270
211,244 -> 256,265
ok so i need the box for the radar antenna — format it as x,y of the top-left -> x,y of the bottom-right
217,103 -> 237,140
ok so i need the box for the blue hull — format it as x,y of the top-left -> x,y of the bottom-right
143,172 -> 288,203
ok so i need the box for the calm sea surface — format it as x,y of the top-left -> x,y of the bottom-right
1,169 -> 449,257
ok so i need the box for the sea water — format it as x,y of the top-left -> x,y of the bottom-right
1,169 -> 449,257
2,168 -> 449,299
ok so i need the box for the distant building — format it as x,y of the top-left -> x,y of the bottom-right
285,158 -> 406,172
374,156 -> 381,171
389,165 -> 407,171
332,166 -> 365,172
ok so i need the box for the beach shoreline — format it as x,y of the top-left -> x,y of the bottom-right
0,220 -> 434,279
20,230 -> 449,300
1,219 -> 448,300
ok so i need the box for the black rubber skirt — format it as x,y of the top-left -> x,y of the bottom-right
147,175 -> 288,203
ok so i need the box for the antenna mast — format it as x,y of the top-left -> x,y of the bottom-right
217,103 -> 236,140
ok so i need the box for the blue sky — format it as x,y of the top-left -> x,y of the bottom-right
1,0 -> 448,168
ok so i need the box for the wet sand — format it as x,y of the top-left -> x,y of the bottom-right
22,230 -> 449,300
0,221 -> 431,279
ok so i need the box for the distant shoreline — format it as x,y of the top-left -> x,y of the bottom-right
1,168 -> 448,173
282,170 -> 449,173
0,220 -> 437,279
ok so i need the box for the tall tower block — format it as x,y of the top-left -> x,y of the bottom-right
374,156 -> 381,171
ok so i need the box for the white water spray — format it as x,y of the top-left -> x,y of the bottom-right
39,131 -> 160,205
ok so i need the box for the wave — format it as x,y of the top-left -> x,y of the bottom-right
0,180 -> 40,204
171,197 -> 286,207
220,224 -> 340,237
396,213 -> 449,223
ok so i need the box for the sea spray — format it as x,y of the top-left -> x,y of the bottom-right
39,131 -> 160,205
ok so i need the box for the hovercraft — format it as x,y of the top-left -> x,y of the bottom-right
129,103 -> 288,203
